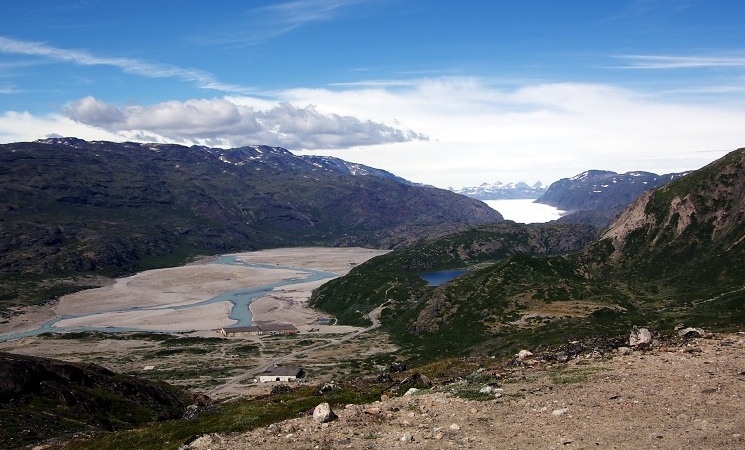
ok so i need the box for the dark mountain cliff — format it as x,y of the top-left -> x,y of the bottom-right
536,169 -> 690,227
0,138 -> 501,312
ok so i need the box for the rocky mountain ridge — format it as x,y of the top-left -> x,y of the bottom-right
598,147 -> 745,288
535,169 -> 690,227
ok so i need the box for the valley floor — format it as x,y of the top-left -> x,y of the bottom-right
0,247 -> 394,397
0,247 -> 388,338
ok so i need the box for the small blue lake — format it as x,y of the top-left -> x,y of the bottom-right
420,270 -> 468,286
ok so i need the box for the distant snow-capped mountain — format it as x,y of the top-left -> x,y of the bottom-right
536,170 -> 691,212
534,169 -> 691,227
451,181 -> 547,200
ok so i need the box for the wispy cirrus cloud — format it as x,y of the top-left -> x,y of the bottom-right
618,54 -> 745,69
260,0 -> 369,30
0,36 -> 253,94
197,0 -> 373,46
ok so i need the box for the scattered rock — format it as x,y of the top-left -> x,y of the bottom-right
552,408 -> 568,416
404,388 -> 419,396
390,361 -> 407,372
449,423 -> 461,431
376,371 -> 394,383
271,385 -> 293,395
617,346 -> 632,355
183,404 -> 222,421
400,372 -> 433,389
517,350 -> 533,361
677,327 -> 705,339
179,433 -> 224,449
191,394 -> 213,407
400,431 -> 413,442
318,382 -> 339,395
312,402 -> 337,424
629,326 -> 652,349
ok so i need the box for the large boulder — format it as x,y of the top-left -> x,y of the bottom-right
312,402 -> 337,423
629,326 -> 652,349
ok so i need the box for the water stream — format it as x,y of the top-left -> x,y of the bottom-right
0,255 -> 338,342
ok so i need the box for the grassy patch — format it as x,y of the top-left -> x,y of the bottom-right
445,383 -> 498,401
60,385 -> 381,450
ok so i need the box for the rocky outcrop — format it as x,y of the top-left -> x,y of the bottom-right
599,148 -> 745,275
628,326 -> 653,349
312,402 -> 337,423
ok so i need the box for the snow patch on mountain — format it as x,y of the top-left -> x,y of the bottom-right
451,181 -> 547,200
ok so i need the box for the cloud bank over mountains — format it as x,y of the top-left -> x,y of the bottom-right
3,75 -> 744,188
63,96 -> 427,149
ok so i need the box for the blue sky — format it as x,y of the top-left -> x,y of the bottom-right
2,0 -> 745,188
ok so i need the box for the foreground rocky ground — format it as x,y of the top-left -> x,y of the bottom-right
183,332 -> 745,450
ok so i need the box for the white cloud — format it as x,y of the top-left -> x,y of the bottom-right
278,78 -> 745,187
0,111 -> 123,143
198,0 -> 372,46
2,77 -> 744,189
63,96 -> 426,149
619,54 -> 745,69
0,36 -> 253,94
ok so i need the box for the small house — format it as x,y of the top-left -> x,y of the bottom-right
258,366 -> 304,383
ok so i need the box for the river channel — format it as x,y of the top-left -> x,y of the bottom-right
0,255 -> 338,342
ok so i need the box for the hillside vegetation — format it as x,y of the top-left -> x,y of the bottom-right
312,148 -> 745,361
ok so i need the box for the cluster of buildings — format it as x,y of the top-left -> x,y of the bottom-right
217,322 -> 306,383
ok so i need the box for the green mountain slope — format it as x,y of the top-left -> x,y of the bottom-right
312,148 -> 745,360
310,222 -> 599,326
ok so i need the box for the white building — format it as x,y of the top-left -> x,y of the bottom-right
258,366 -> 304,383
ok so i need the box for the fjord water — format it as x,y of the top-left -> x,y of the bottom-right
419,199 -> 565,286
484,199 -> 565,223
421,270 -> 469,286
